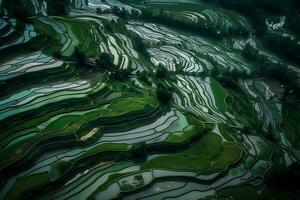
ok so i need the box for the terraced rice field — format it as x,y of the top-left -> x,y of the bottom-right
0,0 -> 300,199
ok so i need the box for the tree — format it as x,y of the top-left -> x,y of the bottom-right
96,52 -> 114,69
47,0 -> 70,16
53,51 -> 62,59
287,14 -> 300,37
264,123 -> 277,142
2,0 -> 35,19
96,7 -> 102,14
242,43 -> 259,60
102,20 -> 114,32
215,73 -> 238,89
110,68 -> 133,81
255,59 -> 300,98
85,0 -> 89,7
266,161 -> 300,191
131,142 -> 147,159
138,71 -> 151,85
210,66 -> 220,77
73,47 -> 86,65
156,83 -> 173,105
130,34 -> 149,57
156,64 -> 168,79
131,9 -> 140,18
115,7 -> 128,19
111,6 -> 120,15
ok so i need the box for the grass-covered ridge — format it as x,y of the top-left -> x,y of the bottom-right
0,0 -> 300,199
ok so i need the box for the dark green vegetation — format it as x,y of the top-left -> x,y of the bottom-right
0,0 -> 300,199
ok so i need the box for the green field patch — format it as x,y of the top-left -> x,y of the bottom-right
142,154 -> 211,172
210,142 -> 242,171
49,160 -> 73,181
102,97 -> 151,117
219,185 -> 299,200
184,133 -> 222,158
210,78 -> 229,111
44,115 -> 82,132
5,173 -> 50,200
142,133 -> 242,173
166,113 -> 207,143
76,143 -> 129,161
